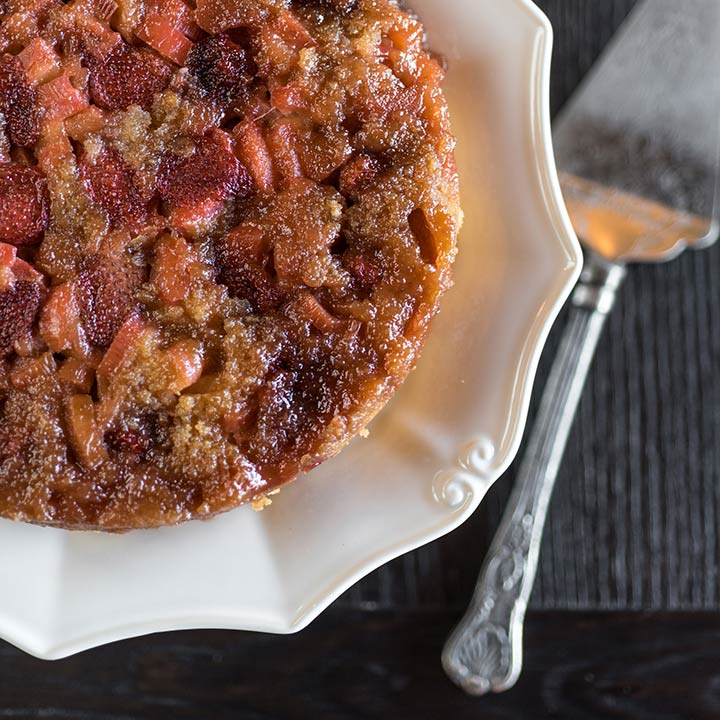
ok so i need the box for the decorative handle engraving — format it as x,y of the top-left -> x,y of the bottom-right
442,254 -> 627,695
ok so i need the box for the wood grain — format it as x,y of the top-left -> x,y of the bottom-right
1,611 -> 719,719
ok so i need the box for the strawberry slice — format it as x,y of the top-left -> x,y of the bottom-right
78,146 -> 148,228
0,280 -> 42,357
88,43 -> 172,111
158,132 -> 252,234
186,32 -> 251,105
0,53 -> 39,147
0,164 -> 50,246
214,225 -> 286,312
0,243 -> 44,358
76,253 -> 141,347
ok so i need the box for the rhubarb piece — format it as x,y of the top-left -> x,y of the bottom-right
152,233 -> 200,304
40,283 -> 93,359
194,0 -> 285,34
16,38 -> 59,85
65,394 -> 107,468
163,338 -> 203,393
233,120 -> 275,193
137,12 -> 193,65
38,72 -> 89,122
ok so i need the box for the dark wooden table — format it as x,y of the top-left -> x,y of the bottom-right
6,2 -> 720,717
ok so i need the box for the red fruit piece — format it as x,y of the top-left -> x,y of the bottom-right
152,233 -> 200,304
186,33 -> 251,105
344,251 -> 382,289
194,0 -> 277,34
339,154 -> 380,200
137,12 -> 194,66
88,44 -> 172,111
76,254 -> 141,347
37,72 -> 89,122
0,164 -> 50,246
158,133 -> 252,233
79,146 -> 148,228
158,0 -> 203,41
105,426 -> 150,459
0,54 -> 39,147
16,38 -> 60,85
0,281 -> 42,357
215,225 -> 285,312
233,120 -> 274,193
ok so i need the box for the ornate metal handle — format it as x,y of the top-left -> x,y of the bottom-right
442,253 -> 627,696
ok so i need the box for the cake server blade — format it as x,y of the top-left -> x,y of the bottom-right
444,0 -> 720,696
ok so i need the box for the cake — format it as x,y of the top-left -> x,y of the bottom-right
0,0 -> 461,530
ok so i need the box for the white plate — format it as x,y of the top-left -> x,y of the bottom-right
0,0 -> 581,659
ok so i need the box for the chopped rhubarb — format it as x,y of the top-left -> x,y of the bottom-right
74,14 -> 122,62
272,10 -> 315,50
233,120 -> 274,193
65,393 -> 108,468
78,146 -> 148,228
0,53 -> 39,146
152,233 -> 200,304
163,338 -> 204,393
38,72 -> 89,122
265,121 -> 303,184
39,283 -> 93,359
158,0 -> 203,41
35,120 -> 74,172
294,291 -> 346,333
339,154 -> 380,200
16,38 -> 59,85
64,106 -> 107,140
57,357 -> 95,393
88,44 -> 171,111
137,12 -> 193,66
194,0 -> 277,34
0,244 -> 45,288
270,82 -> 307,114
93,0 -> 118,22
0,164 -> 50,246
96,313 -> 147,383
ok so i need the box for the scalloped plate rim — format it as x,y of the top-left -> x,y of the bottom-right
0,0 -> 582,660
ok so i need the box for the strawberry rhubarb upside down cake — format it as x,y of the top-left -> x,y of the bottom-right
0,0 -> 460,530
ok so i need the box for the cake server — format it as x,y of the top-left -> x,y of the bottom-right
443,0 -> 720,695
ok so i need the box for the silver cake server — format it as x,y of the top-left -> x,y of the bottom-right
443,0 -> 720,696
